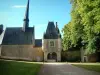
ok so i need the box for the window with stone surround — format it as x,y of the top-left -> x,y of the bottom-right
50,41 -> 55,47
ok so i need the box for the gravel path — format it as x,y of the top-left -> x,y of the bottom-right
38,63 -> 100,75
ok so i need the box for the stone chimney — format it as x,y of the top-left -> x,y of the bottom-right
56,22 -> 58,27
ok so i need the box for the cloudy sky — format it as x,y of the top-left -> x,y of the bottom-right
0,0 -> 71,39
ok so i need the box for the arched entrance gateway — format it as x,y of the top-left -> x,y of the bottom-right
42,22 -> 62,62
47,52 -> 57,61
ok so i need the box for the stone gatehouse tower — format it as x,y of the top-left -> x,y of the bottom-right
42,22 -> 62,62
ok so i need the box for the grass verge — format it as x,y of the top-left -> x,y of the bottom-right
0,60 -> 42,75
72,63 -> 100,72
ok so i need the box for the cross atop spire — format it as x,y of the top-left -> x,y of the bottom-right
23,0 -> 30,32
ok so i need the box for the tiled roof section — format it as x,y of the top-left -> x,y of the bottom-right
44,22 -> 58,39
35,39 -> 42,47
2,27 -> 34,45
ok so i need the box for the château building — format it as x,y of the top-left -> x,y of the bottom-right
0,0 -> 62,62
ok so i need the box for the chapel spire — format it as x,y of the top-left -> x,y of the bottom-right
23,0 -> 30,32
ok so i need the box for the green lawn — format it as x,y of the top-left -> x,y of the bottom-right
0,60 -> 42,75
72,63 -> 100,72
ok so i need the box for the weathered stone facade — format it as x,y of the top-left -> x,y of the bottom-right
42,23 -> 62,62
42,39 -> 62,61
1,45 -> 43,61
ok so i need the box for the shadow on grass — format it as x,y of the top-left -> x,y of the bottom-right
0,60 -> 42,75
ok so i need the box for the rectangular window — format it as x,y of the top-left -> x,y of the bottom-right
50,41 -> 55,47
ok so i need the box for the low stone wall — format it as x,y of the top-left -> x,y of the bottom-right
88,53 -> 98,62
61,50 -> 99,62
61,50 -> 81,62
0,45 -> 43,61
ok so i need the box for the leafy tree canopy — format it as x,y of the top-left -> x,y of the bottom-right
62,0 -> 100,54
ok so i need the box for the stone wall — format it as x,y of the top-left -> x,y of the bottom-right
61,50 -> 81,62
0,45 -> 43,61
42,39 -> 61,52
61,50 -> 99,62
33,47 -> 44,61
88,53 -> 98,62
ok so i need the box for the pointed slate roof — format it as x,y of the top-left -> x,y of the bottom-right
24,0 -> 29,20
2,27 -> 34,45
23,0 -> 30,32
44,22 -> 59,39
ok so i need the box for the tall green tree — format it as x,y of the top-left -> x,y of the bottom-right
62,0 -> 100,54
62,22 -> 72,50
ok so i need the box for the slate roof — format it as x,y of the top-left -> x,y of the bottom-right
2,27 -> 34,45
44,22 -> 59,39
35,39 -> 42,47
